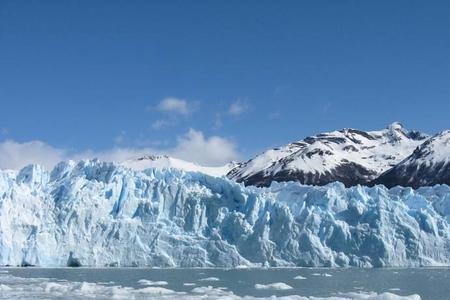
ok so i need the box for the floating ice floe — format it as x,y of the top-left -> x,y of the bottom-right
138,279 -> 169,286
254,282 -> 294,290
199,277 -> 220,282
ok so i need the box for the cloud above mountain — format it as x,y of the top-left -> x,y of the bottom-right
170,129 -> 239,166
0,129 -> 240,170
0,140 -> 67,170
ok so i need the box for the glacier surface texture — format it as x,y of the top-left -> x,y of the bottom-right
0,160 -> 450,267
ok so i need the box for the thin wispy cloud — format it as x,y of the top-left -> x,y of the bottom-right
213,113 -> 223,130
322,101 -> 333,113
151,119 -> 171,130
228,99 -> 249,116
273,85 -> 290,96
113,130 -> 127,144
269,111 -> 281,119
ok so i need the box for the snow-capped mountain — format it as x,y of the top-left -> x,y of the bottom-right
373,130 -> 450,188
228,122 -> 429,187
0,160 -> 449,267
122,155 -> 236,177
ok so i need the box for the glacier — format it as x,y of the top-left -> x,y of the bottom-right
0,160 -> 450,268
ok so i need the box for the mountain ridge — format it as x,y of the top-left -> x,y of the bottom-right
227,122 -> 433,188
372,130 -> 450,188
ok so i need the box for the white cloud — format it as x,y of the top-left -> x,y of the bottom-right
228,99 -> 249,116
150,97 -> 198,130
0,140 -> 67,170
170,129 -> 239,166
156,97 -> 192,115
0,129 -> 240,170
87,129 -> 239,167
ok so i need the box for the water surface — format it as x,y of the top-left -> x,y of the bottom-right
0,267 -> 448,299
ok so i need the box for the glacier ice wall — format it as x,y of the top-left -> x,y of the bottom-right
0,160 -> 449,267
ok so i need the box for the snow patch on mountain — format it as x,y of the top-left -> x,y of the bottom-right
373,131 -> 450,188
122,155 -> 236,177
406,130 -> 450,165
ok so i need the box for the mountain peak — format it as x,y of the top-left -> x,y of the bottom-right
386,121 -> 408,136
228,124 -> 427,187
383,122 -> 429,142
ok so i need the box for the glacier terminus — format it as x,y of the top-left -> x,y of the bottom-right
0,159 -> 449,268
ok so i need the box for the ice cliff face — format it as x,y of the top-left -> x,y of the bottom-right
0,160 -> 449,267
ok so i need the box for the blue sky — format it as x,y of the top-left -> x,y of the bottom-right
1,1 -> 450,168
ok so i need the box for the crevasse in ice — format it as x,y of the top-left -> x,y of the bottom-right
0,160 -> 449,267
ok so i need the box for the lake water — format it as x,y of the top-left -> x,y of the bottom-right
0,267 -> 448,299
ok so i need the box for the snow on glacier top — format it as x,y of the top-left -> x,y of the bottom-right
122,155 -> 236,177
